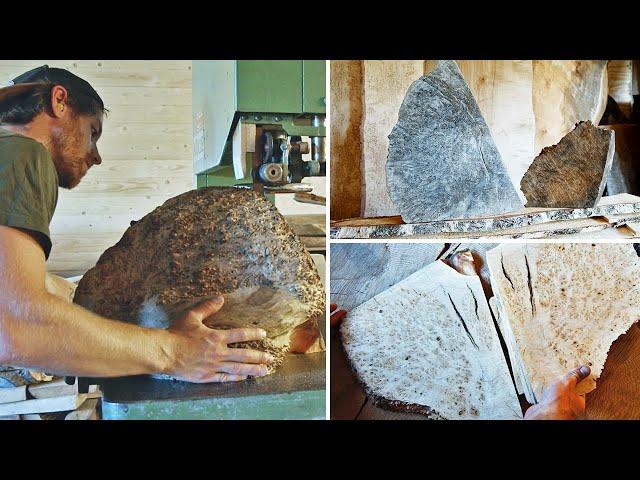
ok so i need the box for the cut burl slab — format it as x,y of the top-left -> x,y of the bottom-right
521,121 -> 615,208
385,60 -> 523,222
74,187 -> 325,375
487,243 -> 640,404
341,260 -> 522,419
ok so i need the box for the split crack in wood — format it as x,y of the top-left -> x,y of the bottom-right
447,292 -> 480,350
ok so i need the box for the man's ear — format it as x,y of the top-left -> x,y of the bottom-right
50,85 -> 69,119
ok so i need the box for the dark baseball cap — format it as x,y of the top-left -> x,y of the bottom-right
0,64 -> 104,110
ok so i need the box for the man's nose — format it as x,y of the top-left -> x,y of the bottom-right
92,149 -> 102,166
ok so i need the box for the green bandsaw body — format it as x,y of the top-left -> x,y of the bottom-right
100,352 -> 326,420
192,60 -> 326,187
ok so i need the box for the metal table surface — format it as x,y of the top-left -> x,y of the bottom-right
100,352 -> 325,420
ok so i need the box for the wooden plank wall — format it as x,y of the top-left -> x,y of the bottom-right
330,60 -> 628,220
608,60 -> 634,118
0,61 -> 194,277
330,61 -> 363,220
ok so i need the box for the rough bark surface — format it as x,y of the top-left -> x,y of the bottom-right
330,194 -> 640,239
521,121 -> 615,208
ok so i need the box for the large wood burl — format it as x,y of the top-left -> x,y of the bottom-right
74,187 -> 326,374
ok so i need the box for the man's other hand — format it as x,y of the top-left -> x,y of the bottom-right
165,296 -> 274,383
524,365 -> 591,420
330,303 -> 347,327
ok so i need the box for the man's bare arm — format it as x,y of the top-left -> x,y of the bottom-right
0,225 -> 273,381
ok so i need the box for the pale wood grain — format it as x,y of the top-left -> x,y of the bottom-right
362,60 -> 424,217
532,60 -> 608,154
0,60 -> 190,71
28,378 -> 78,399
329,60 -> 363,220
65,398 -> 99,420
52,194 -> 176,215
102,105 -> 192,124
607,60 -> 633,118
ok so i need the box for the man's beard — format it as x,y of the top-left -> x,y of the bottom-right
48,127 -> 86,189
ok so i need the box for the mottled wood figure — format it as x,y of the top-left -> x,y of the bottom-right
386,60 -> 523,223
487,243 -> 640,404
74,187 -> 326,375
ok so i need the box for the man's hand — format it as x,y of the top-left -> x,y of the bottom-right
524,365 -> 591,420
166,296 -> 274,383
330,303 -> 347,327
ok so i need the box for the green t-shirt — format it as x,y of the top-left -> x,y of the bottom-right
0,127 -> 58,259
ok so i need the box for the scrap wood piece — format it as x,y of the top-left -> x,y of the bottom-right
521,121 -> 615,208
625,222 -> 640,236
28,378 -> 78,399
293,192 -> 325,206
487,243 -> 640,404
341,260 -> 522,420
65,398 -> 99,420
0,415 -> 19,420
386,60 -> 523,223
45,272 -> 77,303
602,212 -> 640,229
20,414 -> 44,420
0,385 -> 26,404
0,392 -> 101,416
331,216 -> 615,240
330,216 -> 404,228
21,412 -> 68,420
